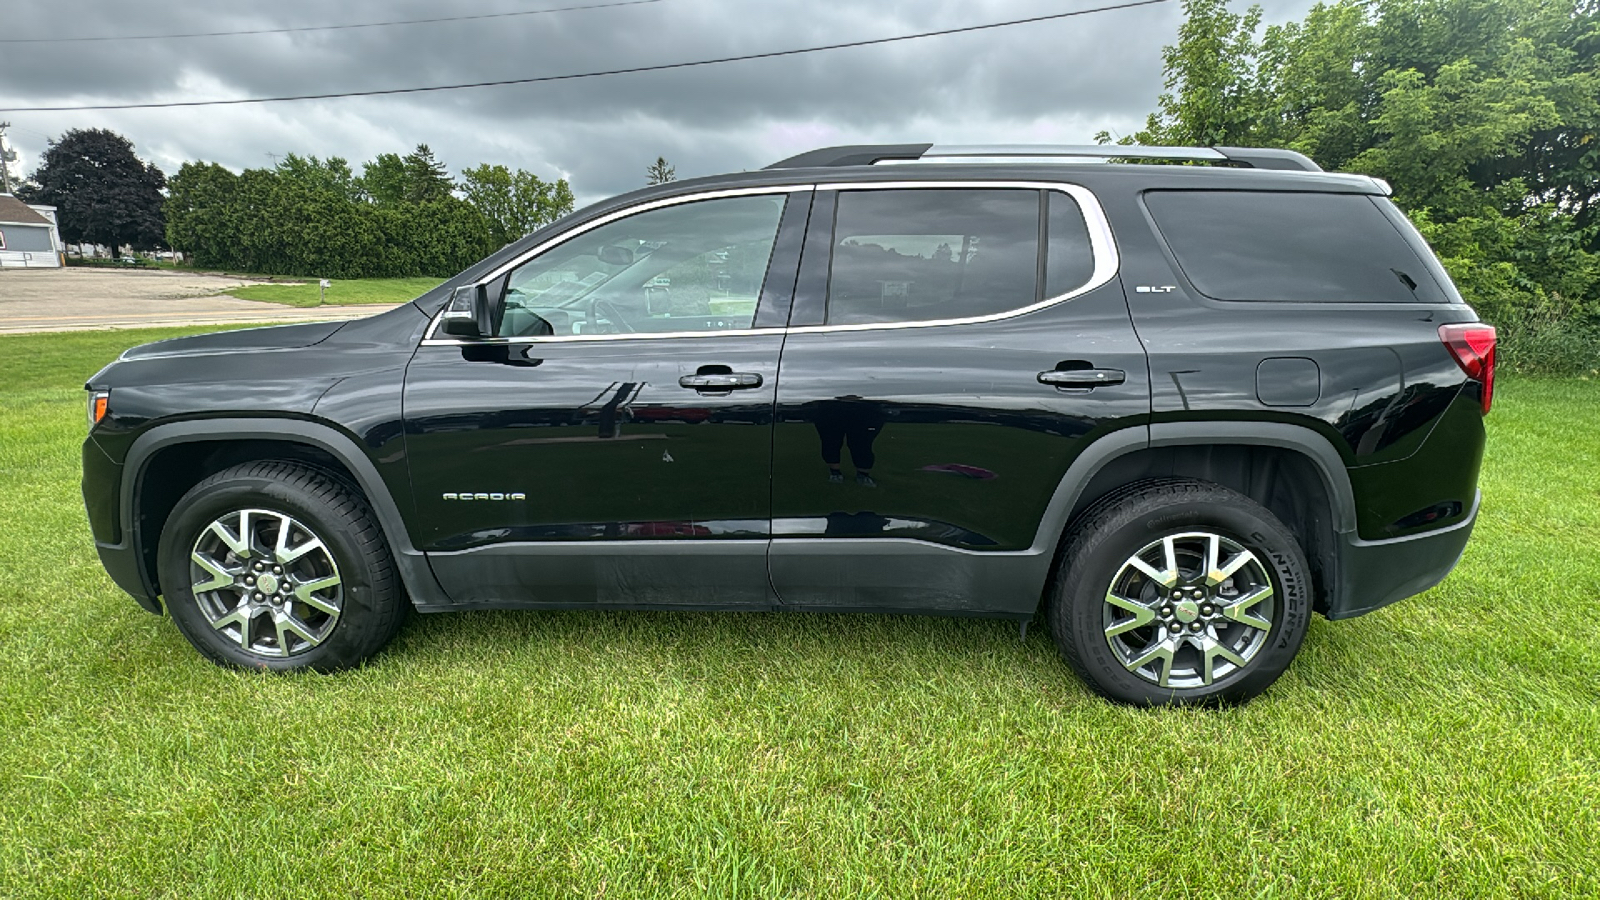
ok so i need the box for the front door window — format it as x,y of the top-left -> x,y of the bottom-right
498,195 -> 787,338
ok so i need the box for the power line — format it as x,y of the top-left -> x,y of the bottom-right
0,0 -> 663,44
0,0 -> 1170,113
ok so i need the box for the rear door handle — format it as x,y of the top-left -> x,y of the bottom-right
1038,368 -> 1126,389
679,372 -> 763,391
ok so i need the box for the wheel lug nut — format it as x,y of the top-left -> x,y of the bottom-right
1168,623 -> 1182,634
1190,622 -> 1203,632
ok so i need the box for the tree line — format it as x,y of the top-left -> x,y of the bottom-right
162,146 -> 574,279
19,132 -> 577,278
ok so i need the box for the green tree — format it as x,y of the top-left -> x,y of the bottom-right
377,198 -> 499,277
359,153 -> 408,205
23,128 -> 167,256
1121,0 -> 1600,368
166,150 -> 500,279
274,153 -> 362,203
647,156 -> 676,185
164,161 -> 242,270
458,164 -> 576,246
401,144 -> 454,203
1135,0 -> 1270,147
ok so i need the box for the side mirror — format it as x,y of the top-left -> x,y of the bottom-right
440,283 -> 497,338
597,244 -> 634,266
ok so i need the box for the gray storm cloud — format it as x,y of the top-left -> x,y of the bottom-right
0,0 -> 1316,203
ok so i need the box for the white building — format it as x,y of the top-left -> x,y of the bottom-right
0,194 -> 63,268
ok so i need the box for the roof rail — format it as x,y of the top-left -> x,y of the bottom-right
764,144 -> 934,169
764,144 -> 1321,173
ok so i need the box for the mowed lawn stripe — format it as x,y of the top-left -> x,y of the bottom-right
0,327 -> 1595,898
226,277 -> 442,307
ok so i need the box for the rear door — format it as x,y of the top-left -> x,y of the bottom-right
767,182 -> 1149,615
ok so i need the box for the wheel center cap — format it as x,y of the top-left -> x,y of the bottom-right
257,573 -> 280,595
1174,599 -> 1201,623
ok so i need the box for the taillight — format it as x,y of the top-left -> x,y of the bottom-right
1439,323 -> 1496,414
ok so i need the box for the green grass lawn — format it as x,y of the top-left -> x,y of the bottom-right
227,277 -> 442,307
1,327 -> 1596,898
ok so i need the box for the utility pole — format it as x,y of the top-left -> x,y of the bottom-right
0,123 -> 14,194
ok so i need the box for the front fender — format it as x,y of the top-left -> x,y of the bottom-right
110,417 -> 448,611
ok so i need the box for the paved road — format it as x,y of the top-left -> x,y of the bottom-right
0,268 -> 404,334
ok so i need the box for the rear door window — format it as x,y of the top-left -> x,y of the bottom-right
1046,191 -> 1096,298
826,188 -> 1041,326
1144,190 -> 1448,303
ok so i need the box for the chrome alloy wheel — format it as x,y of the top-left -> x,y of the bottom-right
1102,531 -> 1275,689
188,509 -> 343,658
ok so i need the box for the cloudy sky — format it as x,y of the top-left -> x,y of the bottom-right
1,0 -> 1317,204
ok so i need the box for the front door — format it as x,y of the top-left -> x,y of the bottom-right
403,189 -> 808,608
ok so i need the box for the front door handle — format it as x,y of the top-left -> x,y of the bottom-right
679,372 -> 763,391
1038,367 -> 1126,389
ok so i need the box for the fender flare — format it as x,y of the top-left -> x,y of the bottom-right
1148,421 -> 1357,534
1027,420 -> 1357,558
120,418 -> 449,608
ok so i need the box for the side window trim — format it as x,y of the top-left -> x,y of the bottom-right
787,181 -> 1118,335
751,189 -> 815,330
421,181 -> 1118,344
1035,189 -> 1049,305
787,190 -> 837,328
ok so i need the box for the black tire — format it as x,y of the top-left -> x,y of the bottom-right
1047,478 -> 1312,706
156,460 -> 406,672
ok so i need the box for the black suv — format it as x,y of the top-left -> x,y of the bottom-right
82,144 -> 1493,705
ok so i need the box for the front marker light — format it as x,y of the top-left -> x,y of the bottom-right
87,390 -> 110,430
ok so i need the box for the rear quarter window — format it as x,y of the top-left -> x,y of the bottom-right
1143,190 -> 1449,303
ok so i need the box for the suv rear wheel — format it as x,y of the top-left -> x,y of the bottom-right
1048,479 -> 1312,706
156,461 -> 406,672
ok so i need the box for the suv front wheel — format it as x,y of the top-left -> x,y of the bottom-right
156,461 -> 406,672
1049,479 -> 1312,706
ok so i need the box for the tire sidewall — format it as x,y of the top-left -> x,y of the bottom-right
1058,494 -> 1311,706
157,472 -> 384,672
